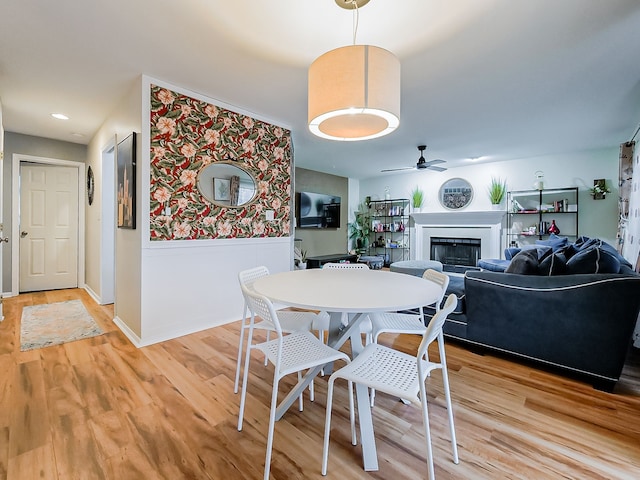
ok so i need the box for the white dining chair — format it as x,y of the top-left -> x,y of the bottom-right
321,262 -> 372,339
238,286 -> 353,480
234,266 -> 321,397
322,294 -> 459,480
369,268 -> 450,406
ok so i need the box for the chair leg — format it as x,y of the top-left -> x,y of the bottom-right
264,371 -> 281,480
237,321 -> 256,431
439,339 -> 459,464
321,376 -> 336,476
298,372 -> 304,411
418,381 -> 436,480
234,302 -> 249,394
348,380 -> 356,446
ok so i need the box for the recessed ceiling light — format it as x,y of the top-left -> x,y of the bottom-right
467,156 -> 487,162
51,113 -> 69,120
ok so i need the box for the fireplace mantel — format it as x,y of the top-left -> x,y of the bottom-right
411,211 -> 506,226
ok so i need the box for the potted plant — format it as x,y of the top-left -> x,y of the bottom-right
294,247 -> 308,269
411,185 -> 425,212
589,179 -> 611,200
348,204 -> 371,254
487,177 -> 507,208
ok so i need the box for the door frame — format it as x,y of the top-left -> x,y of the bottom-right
11,154 -> 85,296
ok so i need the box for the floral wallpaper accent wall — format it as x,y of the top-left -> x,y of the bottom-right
149,84 -> 292,240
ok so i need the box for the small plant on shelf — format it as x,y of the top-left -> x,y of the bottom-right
589,179 -> 611,199
411,186 -> 424,211
487,177 -> 507,205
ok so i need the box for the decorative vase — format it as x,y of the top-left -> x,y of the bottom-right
548,220 -> 560,235
491,203 -> 502,211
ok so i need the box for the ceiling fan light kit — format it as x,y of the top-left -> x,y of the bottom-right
308,0 -> 400,142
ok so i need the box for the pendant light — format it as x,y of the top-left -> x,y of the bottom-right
308,0 -> 401,141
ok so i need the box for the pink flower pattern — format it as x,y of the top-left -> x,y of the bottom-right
149,84 -> 292,241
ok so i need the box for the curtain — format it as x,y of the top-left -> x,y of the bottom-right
619,141 -> 639,347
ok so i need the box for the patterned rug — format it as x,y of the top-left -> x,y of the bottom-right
20,300 -> 104,351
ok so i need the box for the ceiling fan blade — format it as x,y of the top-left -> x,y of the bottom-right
427,165 -> 447,172
381,166 -> 414,172
424,158 -> 446,166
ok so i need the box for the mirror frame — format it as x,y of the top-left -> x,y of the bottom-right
196,161 -> 257,208
438,177 -> 474,210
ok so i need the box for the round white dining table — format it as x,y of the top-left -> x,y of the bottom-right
252,267 -> 441,472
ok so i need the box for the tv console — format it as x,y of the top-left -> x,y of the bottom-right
306,253 -> 358,269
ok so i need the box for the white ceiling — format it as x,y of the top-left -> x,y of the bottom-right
2,0 -> 640,180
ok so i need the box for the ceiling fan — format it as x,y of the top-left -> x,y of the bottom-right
381,145 -> 447,173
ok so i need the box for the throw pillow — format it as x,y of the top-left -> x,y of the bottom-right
539,251 -> 568,276
505,249 -> 539,275
565,246 -> 621,274
536,233 -> 569,252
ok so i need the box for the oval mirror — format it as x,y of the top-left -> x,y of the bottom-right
439,178 -> 474,210
197,162 -> 257,207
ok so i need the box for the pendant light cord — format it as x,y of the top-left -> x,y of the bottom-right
351,0 -> 359,45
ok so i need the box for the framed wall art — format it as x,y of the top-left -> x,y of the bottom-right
439,177 -> 474,210
214,177 -> 231,202
117,132 -> 136,229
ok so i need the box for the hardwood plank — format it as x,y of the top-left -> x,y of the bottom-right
7,444 -> 58,480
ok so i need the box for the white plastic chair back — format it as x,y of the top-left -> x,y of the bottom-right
242,284 -> 284,339
323,262 -> 369,269
418,293 -> 457,361
422,269 -> 450,311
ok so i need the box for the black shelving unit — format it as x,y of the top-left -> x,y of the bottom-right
506,187 -> 578,248
367,198 -> 410,266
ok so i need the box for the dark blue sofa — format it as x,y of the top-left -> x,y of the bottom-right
425,236 -> 640,391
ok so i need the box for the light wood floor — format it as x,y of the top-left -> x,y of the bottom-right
1,289 -> 639,479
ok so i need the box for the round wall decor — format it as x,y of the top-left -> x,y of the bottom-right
439,178 -> 473,210
87,165 -> 95,205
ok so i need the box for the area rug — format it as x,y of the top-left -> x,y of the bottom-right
20,300 -> 104,351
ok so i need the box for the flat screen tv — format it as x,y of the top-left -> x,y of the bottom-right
297,191 -> 341,228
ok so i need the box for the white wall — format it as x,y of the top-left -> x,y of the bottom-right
129,76 -> 292,347
359,147 -> 620,246
87,78 -> 143,335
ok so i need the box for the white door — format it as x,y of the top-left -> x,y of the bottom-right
19,164 -> 79,292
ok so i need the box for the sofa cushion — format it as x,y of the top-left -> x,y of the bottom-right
505,249 -> 540,275
477,258 -> 510,272
443,275 -> 466,314
565,246 -> 621,274
536,233 -> 569,252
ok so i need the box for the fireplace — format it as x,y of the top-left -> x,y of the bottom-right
411,211 -> 506,263
430,237 -> 481,268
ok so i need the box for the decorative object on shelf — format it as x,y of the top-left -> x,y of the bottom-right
589,179 -> 610,200
548,220 -> 560,235
410,185 -> 424,212
308,0 -> 400,141
533,170 -> 545,190
487,176 -> 507,209
384,186 -> 391,200
439,178 -> 473,210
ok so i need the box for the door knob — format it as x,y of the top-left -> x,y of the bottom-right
0,237 -> 7,243
20,231 -> 28,238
